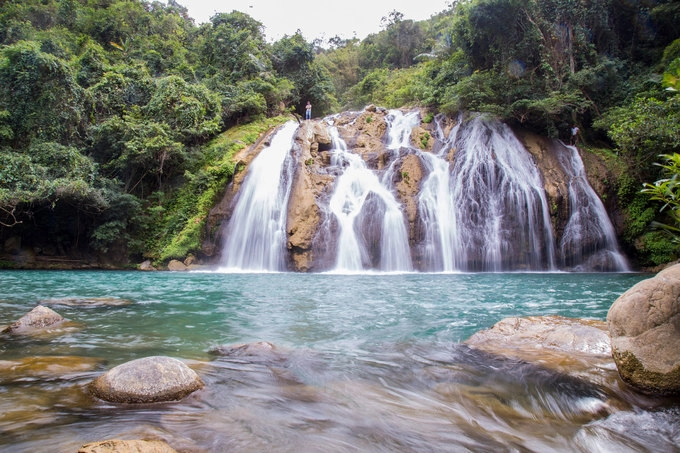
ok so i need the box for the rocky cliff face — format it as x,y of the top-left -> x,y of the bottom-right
205,107 -> 626,272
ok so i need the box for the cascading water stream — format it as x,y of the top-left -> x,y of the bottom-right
386,110 -> 421,151
218,110 -> 629,273
418,116 -> 463,271
558,144 -> 630,271
219,121 -> 298,271
421,114 -> 556,271
327,126 -> 412,272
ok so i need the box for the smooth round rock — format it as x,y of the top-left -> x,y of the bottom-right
89,356 -> 204,403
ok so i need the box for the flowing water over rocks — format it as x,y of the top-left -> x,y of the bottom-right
211,108 -> 628,273
1,270 -> 677,452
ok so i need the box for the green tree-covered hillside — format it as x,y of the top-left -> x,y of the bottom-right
1,0 -> 679,268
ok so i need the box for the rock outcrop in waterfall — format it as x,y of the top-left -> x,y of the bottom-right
204,107 -> 628,273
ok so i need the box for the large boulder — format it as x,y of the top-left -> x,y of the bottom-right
78,439 -> 177,453
89,356 -> 204,403
1,305 -> 66,334
607,264 -> 680,395
464,315 -> 617,388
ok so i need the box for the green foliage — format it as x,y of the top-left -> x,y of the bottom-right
145,75 -> 221,141
347,65 -> 428,109
622,192 -> 658,243
0,142 -> 102,206
663,57 -> 680,92
90,109 -> 185,193
271,32 -> 338,116
420,132 -> 430,149
0,109 -> 14,143
594,94 -> 680,171
642,153 -> 680,242
360,15 -> 428,70
316,39 -> 361,106
0,40 -> 85,145
198,11 -> 270,81
89,192 -> 144,255
635,231 -> 680,267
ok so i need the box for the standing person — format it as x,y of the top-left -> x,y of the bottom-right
570,124 -> 580,145
305,101 -> 312,120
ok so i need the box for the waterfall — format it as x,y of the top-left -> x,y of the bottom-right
327,127 -> 412,272
386,110 -> 420,151
219,121 -> 298,271
420,114 -> 556,272
558,144 -> 630,271
418,116 -> 462,271
217,110 -> 629,273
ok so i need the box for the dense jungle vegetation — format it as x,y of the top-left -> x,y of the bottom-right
0,0 -> 679,268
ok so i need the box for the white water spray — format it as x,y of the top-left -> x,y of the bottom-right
327,127 -> 412,272
558,144 -> 629,271
421,114 -> 556,271
220,121 -> 298,271
418,116 -> 462,271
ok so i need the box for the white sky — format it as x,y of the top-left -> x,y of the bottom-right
172,1 -> 451,43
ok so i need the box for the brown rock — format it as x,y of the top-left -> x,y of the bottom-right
139,260 -> 156,271
286,121 -> 334,271
78,439 -> 177,453
607,264 -> 680,395
514,128 -> 570,237
2,305 -> 66,334
4,235 -> 21,254
0,356 -> 103,384
394,153 -> 424,237
166,260 -> 187,271
89,356 -> 204,403
411,125 -> 434,151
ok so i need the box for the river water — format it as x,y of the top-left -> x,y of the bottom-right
1,270 -> 678,452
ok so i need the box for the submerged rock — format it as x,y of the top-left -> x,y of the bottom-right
38,297 -> 132,307
89,356 -> 204,403
607,264 -> 680,395
0,356 -> 103,384
78,439 -> 177,453
1,305 -> 66,334
209,341 -> 286,363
